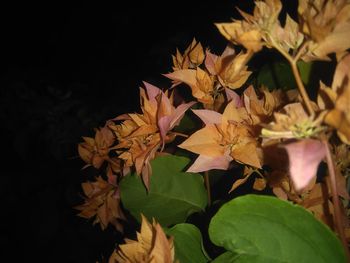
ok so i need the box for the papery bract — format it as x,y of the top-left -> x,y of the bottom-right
78,126 -> 115,169
204,46 -> 252,90
109,82 -> 194,189
74,177 -> 125,232
110,215 -> 176,263
324,54 -> 350,144
172,38 -> 204,70
179,102 -> 261,172
298,0 -> 350,61
164,67 -> 214,105
215,0 -> 283,52
283,139 -> 326,191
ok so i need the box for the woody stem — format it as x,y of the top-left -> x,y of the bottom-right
291,42 -> 314,116
323,140 -> 349,259
268,36 -> 314,116
204,171 -> 212,206
290,60 -> 314,116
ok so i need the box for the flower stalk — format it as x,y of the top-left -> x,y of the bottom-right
323,140 -> 350,259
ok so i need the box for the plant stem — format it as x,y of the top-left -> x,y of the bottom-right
290,60 -> 314,116
268,36 -> 314,116
323,140 -> 349,259
294,41 -> 309,62
267,32 -> 293,64
290,41 -> 314,116
204,171 -> 212,206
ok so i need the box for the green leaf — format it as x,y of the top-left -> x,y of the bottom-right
209,194 -> 346,263
212,252 -> 238,263
213,251 -> 283,263
257,61 -> 312,90
166,223 -> 209,263
120,155 -> 207,226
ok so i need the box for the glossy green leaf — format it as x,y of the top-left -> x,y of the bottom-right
120,155 -> 207,226
213,253 -> 281,263
209,194 -> 346,263
211,252 -> 237,263
166,223 -> 209,263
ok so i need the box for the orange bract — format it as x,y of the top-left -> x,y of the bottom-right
75,1 -> 350,251
215,0 -> 283,52
205,46 -> 252,90
298,0 -> 350,61
78,126 -> 116,169
107,82 -> 194,189
164,67 -> 215,106
323,54 -> 350,144
109,215 -> 177,263
166,41 -> 253,110
172,38 -> 205,71
179,101 -> 261,172
74,176 -> 125,232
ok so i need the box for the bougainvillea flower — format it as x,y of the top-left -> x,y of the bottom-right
243,85 -> 286,125
270,14 -> 304,53
261,102 -> 324,140
78,126 -> 115,169
75,176 -> 125,232
179,102 -> 261,172
204,46 -> 252,90
172,38 -> 205,71
322,54 -> 350,144
110,215 -> 176,263
215,0 -> 283,52
164,67 -> 214,106
108,82 -> 194,189
215,20 -> 263,52
298,0 -> 350,61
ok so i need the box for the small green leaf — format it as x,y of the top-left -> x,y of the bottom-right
209,194 -> 346,263
166,223 -> 209,263
120,155 -> 207,226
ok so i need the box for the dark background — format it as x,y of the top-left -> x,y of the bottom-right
1,1 -> 297,262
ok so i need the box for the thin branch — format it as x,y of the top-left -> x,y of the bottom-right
266,32 -> 294,64
294,41 -> 309,62
323,140 -> 350,259
267,35 -> 315,116
290,39 -> 312,117
290,60 -> 315,116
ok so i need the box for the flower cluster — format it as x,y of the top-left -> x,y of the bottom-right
75,0 -> 350,259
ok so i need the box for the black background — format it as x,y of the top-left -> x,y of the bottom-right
1,1 -> 297,262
